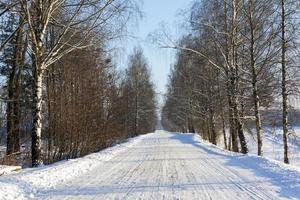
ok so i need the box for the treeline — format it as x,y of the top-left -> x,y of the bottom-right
162,0 -> 299,163
0,0 -> 157,167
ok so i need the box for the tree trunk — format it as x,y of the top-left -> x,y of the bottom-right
6,73 -> 15,155
234,57 -> 248,154
228,75 -> 238,152
134,92 -> 138,136
188,119 -> 195,133
217,65 -> 227,149
249,0 -> 263,155
221,109 -> 228,149
281,0 -> 289,164
46,68 -> 53,163
134,71 -> 139,136
12,79 -> 21,153
229,0 -> 248,154
236,114 -> 248,154
210,111 -> 217,145
232,81 -> 248,154
206,118 -> 211,141
228,0 -> 239,153
32,65 -> 44,167
252,80 -> 263,155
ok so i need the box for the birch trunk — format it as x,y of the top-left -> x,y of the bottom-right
249,0 -> 263,155
228,0 -> 240,153
231,0 -> 248,154
227,74 -> 238,152
281,0 -> 289,164
235,59 -> 248,154
32,63 -> 44,166
252,78 -> 263,155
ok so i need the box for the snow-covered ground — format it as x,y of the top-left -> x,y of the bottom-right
0,165 -> 21,176
1,130 -> 300,199
245,126 -> 300,167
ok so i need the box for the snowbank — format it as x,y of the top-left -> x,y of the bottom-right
0,166 -> 21,176
218,126 -> 300,167
194,133 -> 300,197
0,135 -> 145,200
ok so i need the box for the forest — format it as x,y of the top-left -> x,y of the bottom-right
161,0 -> 300,164
0,0 -> 157,167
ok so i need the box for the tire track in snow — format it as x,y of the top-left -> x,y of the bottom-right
37,131 -> 296,200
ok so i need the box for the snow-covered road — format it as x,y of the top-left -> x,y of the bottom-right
37,131 -> 300,200
1,131 -> 300,200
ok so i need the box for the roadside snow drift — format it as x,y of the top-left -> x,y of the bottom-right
0,166 -> 21,176
1,131 -> 300,200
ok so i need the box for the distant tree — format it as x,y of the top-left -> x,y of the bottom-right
125,47 -> 157,136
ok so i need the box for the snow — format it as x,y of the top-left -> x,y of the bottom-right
217,126 -> 300,167
0,136 -> 144,200
1,130 -> 300,199
0,166 -> 21,176
245,126 -> 300,167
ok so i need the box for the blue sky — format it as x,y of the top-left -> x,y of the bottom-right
119,0 -> 192,106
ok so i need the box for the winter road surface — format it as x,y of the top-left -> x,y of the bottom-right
1,131 -> 300,200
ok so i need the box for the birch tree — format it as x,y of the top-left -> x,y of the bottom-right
278,0 -> 300,164
241,0 -> 278,156
20,0 -> 137,166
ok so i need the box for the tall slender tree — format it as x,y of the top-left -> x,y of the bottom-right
125,47 -> 157,136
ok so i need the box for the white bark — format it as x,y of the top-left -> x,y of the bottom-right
32,68 -> 44,166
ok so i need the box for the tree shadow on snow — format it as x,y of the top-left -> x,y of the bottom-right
169,132 -> 300,199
